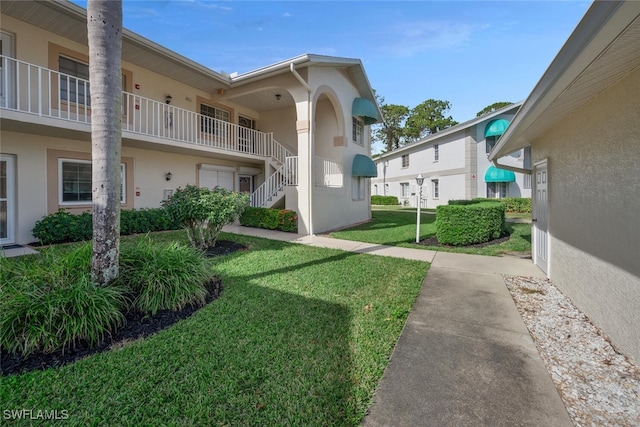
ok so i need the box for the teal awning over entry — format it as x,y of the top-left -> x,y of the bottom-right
352,98 -> 378,125
485,166 -> 515,182
352,154 -> 378,177
484,119 -> 510,137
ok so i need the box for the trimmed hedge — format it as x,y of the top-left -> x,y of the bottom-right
436,202 -> 505,246
240,207 -> 298,233
371,195 -> 399,205
448,197 -> 531,213
32,208 -> 180,245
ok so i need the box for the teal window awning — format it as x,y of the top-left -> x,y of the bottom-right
352,154 -> 377,177
484,166 -> 515,182
485,119 -> 510,137
352,98 -> 378,125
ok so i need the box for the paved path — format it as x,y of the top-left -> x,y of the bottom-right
223,225 -> 571,426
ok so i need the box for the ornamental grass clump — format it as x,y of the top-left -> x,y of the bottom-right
0,244 -> 128,356
162,185 -> 249,250
119,236 -> 214,315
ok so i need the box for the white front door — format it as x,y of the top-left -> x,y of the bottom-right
1,155 -> 16,245
533,160 -> 549,274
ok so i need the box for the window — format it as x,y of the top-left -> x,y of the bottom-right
487,182 -> 507,198
401,154 -> 409,168
523,174 -> 532,190
432,179 -> 439,199
59,159 -> 125,204
486,136 -> 497,154
373,184 -> 378,195
434,144 -> 439,162
59,56 -> 90,105
352,177 -> 366,200
401,182 -> 410,197
352,117 -> 364,145
200,103 -> 231,134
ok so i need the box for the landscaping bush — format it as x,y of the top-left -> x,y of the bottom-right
119,236 -> 213,315
32,208 -> 180,245
371,195 -> 399,205
162,185 -> 249,249
436,202 -> 505,246
240,207 -> 298,233
501,197 -> 531,213
0,244 -> 128,356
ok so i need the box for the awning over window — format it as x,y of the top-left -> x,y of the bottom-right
352,154 -> 377,177
485,119 -> 510,137
352,98 -> 378,125
484,166 -> 515,182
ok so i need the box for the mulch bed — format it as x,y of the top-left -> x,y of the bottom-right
418,232 -> 511,248
2,240 -> 247,377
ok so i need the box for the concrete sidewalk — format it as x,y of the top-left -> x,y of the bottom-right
223,225 -> 571,426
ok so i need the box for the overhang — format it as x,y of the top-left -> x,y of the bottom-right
352,154 -> 378,177
484,119 -> 510,137
484,166 -> 515,183
352,98 -> 379,125
489,1 -> 640,160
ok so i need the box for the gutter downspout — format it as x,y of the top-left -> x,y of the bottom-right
490,157 -> 531,175
290,63 -> 314,234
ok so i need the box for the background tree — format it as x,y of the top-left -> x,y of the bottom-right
476,101 -> 513,117
371,92 -> 410,153
88,0 -> 123,285
405,99 -> 458,141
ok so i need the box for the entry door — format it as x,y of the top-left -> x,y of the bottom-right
1,31 -> 15,108
533,160 -> 548,274
238,175 -> 253,193
0,155 -> 16,245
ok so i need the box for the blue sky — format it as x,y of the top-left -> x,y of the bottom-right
73,0 -> 591,122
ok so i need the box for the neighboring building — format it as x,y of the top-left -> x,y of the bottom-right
490,1 -> 640,363
0,0 -> 380,245
371,102 -> 531,208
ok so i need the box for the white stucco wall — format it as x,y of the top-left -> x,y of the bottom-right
531,66 -> 640,363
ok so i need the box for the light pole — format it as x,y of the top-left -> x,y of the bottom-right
415,174 -> 425,243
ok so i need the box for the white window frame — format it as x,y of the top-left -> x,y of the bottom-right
434,144 -> 439,162
432,179 -> 439,199
486,182 -> 507,198
486,136 -> 498,154
59,159 -> 125,205
59,55 -> 91,106
401,182 -> 410,197
352,117 -> 364,145
200,103 -> 231,135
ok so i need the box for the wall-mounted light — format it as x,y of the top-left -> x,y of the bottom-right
165,172 -> 172,181
165,95 -> 172,104
275,93 -> 282,101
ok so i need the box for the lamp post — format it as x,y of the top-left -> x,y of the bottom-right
415,174 -> 425,243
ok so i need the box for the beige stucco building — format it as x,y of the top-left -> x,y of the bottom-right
0,1 -> 380,246
490,1 -> 640,363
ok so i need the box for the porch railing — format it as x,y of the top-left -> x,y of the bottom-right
250,156 -> 298,208
314,156 -> 343,188
0,55 -> 293,163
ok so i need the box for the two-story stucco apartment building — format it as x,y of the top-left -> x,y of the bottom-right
371,102 -> 531,208
0,0 -> 380,246
490,1 -> 640,363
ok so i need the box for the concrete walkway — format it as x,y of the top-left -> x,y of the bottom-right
223,225 -> 572,426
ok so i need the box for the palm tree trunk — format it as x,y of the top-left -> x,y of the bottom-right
88,0 -> 123,286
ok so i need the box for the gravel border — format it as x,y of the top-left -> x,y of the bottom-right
504,275 -> 640,426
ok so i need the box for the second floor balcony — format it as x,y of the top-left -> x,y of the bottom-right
0,56 -> 292,163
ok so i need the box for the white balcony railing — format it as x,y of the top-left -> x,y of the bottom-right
314,156 -> 343,188
250,156 -> 298,207
0,55 -> 293,163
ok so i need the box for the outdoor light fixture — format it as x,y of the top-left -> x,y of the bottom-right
165,95 -> 172,104
275,93 -> 282,101
165,172 -> 172,181
415,174 -> 425,243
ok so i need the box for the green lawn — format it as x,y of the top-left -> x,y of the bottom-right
331,210 -> 532,256
1,231 -> 428,426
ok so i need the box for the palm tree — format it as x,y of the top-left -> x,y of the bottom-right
87,0 -> 123,285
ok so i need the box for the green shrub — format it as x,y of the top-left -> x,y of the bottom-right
0,244 -> 128,356
436,202 -> 505,246
119,236 -> 213,315
371,195 -> 399,205
32,208 -> 181,245
240,207 -> 298,233
162,185 -> 249,249
501,197 -> 531,213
